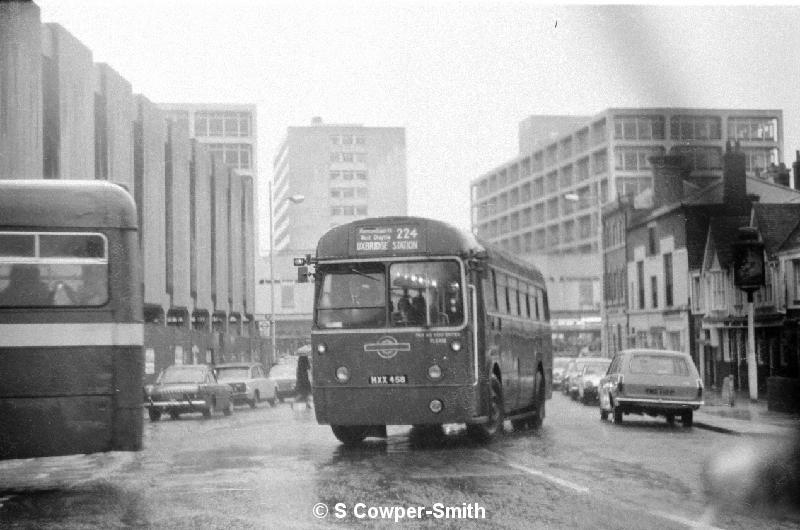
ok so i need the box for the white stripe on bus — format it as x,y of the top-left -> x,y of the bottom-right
0,323 -> 143,347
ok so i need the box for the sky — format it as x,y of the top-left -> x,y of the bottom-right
35,1 -> 800,246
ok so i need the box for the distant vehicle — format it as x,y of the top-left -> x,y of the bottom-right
297,216 -> 552,445
576,358 -> 612,404
565,356 -> 607,399
552,357 -> 571,389
599,349 -> 703,426
215,362 -> 277,408
144,364 -> 234,421
0,180 -> 143,459
270,360 -> 299,402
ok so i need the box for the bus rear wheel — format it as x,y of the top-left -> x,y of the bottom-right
148,408 -> 161,422
467,374 -> 504,442
529,370 -> 546,429
331,425 -> 368,446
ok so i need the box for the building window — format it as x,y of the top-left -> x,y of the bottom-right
329,171 -> 340,180
742,148 -> 779,175
651,276 -> 658,308
637,261 -> 645,309
669,115 -> 722,141
355,205 -> 367,215
330,135 -> 340,145
207,143 -> 252,169
356,171 -> 367,180
669,145 -> 723,171
355,153 -> 367,163
613,115 -> 665,140
330,189 -> 341,198
342,171 -> 354,180
664,253 -> 674,307
614,147 -> 666,171
342,135 -> 353,145
727,117 -> 777,142
355,136 -> 366,145
342,152 -> 354,162
592,150 -> 608,174
579,280 -> 593,307
648,226 -> 657,255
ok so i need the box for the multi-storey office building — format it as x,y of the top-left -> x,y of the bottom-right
0,3 -> 263,379
471,108 -> 784,354
263,117 -> 407,355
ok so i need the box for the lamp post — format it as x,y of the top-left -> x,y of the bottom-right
267,179 -> 304,364
564,188 -> 605,355
732,227 -> 765,401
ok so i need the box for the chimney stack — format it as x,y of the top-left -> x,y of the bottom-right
723,141 -> 749,214
650,155 -> 687,208
793,150 -> 800,191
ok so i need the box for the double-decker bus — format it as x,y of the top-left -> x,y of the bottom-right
296,216 -> 552,444
0,180 -> 143,459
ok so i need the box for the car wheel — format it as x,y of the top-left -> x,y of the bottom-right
203,398 -> 215,418
612,401 -> 623,424
681,410 -> 693,427
600,409 -> 609,421
467,374 -> 504,442
249,391 -> 259,409
223,398 -> 234,416
148,408 -> 162,422
169,411 -> 180,420
666,413 -> 675,425
331,425 -> 367,446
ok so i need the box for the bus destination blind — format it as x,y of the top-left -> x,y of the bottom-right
354,225 -> 425,254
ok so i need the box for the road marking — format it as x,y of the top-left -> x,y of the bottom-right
650,509 -> 725,530
483,449 -> 589,493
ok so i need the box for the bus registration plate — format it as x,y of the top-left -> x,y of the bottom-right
369,375 -> 408,385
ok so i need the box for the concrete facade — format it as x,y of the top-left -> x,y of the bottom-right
0,2 -> 264,371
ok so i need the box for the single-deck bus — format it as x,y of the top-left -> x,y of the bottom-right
296,216 -> 552,445
0,180 -> 143,459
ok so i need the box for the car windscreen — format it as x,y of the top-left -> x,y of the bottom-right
583,362 -> 610,375
629,355 -> 690,376
216,367 -> 250,380
158,366 -> 207,384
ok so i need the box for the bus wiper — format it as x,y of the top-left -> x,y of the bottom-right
349,268 -> 380,282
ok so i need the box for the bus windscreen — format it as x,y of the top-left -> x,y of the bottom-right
315,260 -> 464,329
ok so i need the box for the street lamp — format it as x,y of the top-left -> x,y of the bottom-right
267,179 -> 304,364
564,189 -> 606,354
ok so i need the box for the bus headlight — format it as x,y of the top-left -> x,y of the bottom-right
335,366 -> 350,383
316,343 -> 327,354
429,399 -> 443,413
427,364 -> 443,381
449,340 -> 462,352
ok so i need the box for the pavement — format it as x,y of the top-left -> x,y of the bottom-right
693,389 -> 800,436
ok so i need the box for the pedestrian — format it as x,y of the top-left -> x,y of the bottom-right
294,354 -> 312,408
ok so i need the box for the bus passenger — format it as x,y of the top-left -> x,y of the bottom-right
411,291 -> 427,324
0,264 -> 52,306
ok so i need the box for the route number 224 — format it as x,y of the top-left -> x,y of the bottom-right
396,227 -> 418,240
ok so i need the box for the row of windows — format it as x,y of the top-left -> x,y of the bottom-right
613,115 -> 666,141
487,269 -> 548,321
330,135 -> 366,146
614,146 -> 666,171
208,143 -> 252,170
478,215 -> 597,252
329,170 -> 368,181
728,118 -> 778,142
477,201 -> 598,234
330,152 -> 367,163
475,136 -> 608,198
331,205 -> 368,216
194,112 -> 252,138
330,187 -> 368,199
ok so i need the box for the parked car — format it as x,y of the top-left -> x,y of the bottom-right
599,349 -> 703,426
576,358 -> 612,404
144,364 -> 234,421
566,356 -> 608,400
215,362 -> 278,408
552,357 -> 571,390
270,359 -> 299,402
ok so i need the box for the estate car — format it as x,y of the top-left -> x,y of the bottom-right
599,349 -> 703,427
216,362 -> 278,408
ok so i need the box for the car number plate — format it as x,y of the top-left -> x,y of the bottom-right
369,375 -> 408,385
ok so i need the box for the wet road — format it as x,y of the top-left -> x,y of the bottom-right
1,393 -> 796,529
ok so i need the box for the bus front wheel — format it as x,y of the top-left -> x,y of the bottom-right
467,374 -> 504,442
331,425 -> 367,446
529,370 -> 546,429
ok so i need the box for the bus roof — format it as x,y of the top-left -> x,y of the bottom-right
315,216 -> 545,285
0,180 -> 138,229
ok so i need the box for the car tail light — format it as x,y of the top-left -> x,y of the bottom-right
696,378 -> 703,399
617,375 -> 624,394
